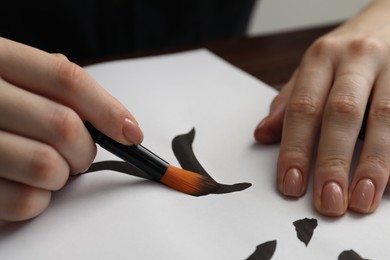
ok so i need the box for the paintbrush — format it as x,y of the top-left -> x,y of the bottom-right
84,122 -> 220,196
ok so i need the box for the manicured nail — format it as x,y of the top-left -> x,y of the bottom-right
283,168 -> 303,197
349,178 -> 375,213
254,117 -> 269,142
321,182 -> 345,216
123,118 -> 143,144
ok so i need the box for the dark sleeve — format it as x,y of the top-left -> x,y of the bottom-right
0,0 -> 256,61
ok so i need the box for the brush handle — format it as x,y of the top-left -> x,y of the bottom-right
85,122 -> 169,181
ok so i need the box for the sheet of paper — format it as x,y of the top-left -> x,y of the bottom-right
1,49 -> 389,259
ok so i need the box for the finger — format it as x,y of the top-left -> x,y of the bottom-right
0,37 -> 143,145
313,44 -> 382,216
0,130 -> 69,190
254,69 -> 297,144
277,39 -> 335,198
348,66 -> 390,214
0,78 -> 95,173
0,178 -> 51,221
51,53 -> 69,60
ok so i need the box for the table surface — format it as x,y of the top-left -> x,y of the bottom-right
79,23 -> 339,89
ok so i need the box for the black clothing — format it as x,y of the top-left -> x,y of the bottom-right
1,0 -> 255,61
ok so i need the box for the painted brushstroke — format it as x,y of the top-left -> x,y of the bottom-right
246,240 -> 277,260
84,160 -> 152,180
293,218 -> 318,246
83,127 -> 251,195
338,250 -> 368,260
172,128 -> 251,194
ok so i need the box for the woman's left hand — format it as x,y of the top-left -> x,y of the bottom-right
255,0 -> 390,216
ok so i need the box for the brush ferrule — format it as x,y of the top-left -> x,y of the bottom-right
85,122 -> 169,180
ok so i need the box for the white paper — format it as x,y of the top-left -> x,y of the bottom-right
1,49 -> 389,259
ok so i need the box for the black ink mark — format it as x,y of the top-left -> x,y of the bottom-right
293,218 -> 318,246
83,127 -> 251,195
246,240 -> 277,260
338,250 -> 368,260
172,128 -> 251,194
213,182 -> 252,194
83,160 -> 152,180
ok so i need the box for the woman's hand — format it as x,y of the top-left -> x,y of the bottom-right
255,0 -> 390,216
0,37 -> 143,221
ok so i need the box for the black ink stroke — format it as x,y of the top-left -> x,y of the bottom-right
338,250 -> 368,260
83,128 -> 251,195
172,128 -> 251,194
83,160 -> 152,180
293,218 -> 318,246
246,240 -> 277,260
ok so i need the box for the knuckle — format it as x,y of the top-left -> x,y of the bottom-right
308,37 -> 339,57
372,99 -> 390,124
327,94 -> 362,119
29,145 -> 59,184
364,154 -> 388,172
50,106 -> 81,145
282,143 -> 312,162
287,95 -> 318,119
7,186 -> 50,221
347,37 -> 385,56
55,59 -> 83,92
317,153 -> 349,172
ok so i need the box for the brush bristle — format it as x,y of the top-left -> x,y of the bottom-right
160,165 -> 220,196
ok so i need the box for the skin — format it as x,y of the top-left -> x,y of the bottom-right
0,37 -> 143,221
255,0 -> 390,216
3,1 -> 389,222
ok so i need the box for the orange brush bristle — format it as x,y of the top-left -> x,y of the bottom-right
160,165 -> 220,196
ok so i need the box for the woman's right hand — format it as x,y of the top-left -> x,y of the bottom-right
0,37 -> 143,222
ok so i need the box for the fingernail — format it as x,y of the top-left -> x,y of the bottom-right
349,178 -> 375,213
283,168 -> 303,197
123,118 -> 143,144
321,182 -> 345,216
255,116 -> 267,130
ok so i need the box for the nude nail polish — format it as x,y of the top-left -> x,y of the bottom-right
349,178 -> 375,213
123,118 -> 143,144
283,168 -> 303,197
321,182 -> 345,216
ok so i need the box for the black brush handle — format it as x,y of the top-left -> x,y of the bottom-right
85,122 -> 169,181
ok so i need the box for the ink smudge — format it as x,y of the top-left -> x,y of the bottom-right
293,218 -> 318,246
83,127 -> 251,195
246,240 -> 277,260
338,249 -> 368,260
172,128 -> 252,194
